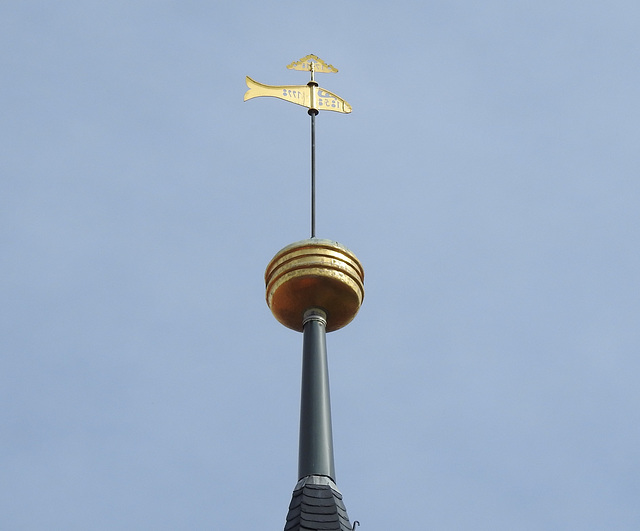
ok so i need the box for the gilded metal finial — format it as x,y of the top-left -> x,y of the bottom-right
265,239 -> 364,332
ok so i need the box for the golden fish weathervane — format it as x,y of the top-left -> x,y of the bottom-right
244,54 -> 351,114
244,54 -> 351,238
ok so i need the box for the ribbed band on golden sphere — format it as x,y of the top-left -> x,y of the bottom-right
265,239 -> 364,332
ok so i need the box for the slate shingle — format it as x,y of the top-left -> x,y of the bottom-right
284,476 -> 352,531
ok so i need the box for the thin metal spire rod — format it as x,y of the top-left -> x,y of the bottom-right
309,108 -> 318,238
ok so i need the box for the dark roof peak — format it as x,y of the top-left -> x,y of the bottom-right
284,475 -> 352,531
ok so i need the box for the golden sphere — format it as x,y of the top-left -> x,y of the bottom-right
265,239 -> 364,332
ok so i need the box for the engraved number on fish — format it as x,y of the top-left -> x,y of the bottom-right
318,98 -> 338,108
283,89 -> 303,99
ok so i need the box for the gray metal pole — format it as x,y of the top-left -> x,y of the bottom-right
298,308 -> 335,481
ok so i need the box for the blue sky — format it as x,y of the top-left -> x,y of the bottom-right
2,1 -> 639,529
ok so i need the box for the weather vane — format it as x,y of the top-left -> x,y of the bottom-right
244,54 -> 351,238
